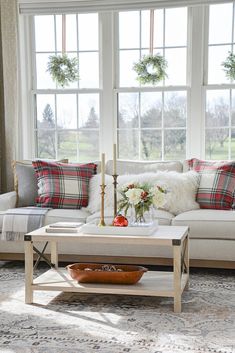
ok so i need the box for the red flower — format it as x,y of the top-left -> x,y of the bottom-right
128,184 -> 135,189
141,191 -> 148,200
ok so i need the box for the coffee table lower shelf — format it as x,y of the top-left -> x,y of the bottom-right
32,268 -> 188,298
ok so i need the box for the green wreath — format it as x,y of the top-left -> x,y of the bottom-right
47,54 -> 79,87
133,54 -> 167,85
222,51 -> 235,81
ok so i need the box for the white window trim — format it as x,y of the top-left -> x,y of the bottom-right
18,0 -> 232,15
187,6 -> 207,159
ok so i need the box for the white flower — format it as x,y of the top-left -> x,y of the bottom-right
151,186 -> 166,208
125,188 -> 143,205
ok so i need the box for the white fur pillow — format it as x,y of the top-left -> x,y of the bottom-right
87,171 -> 200,215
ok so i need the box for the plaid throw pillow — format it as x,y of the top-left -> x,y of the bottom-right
187,158 -> 235,210
33,160 -> 97,209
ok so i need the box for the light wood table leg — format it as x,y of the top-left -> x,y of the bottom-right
185,234 -> 190,290
24,240 -> 34,304
51,241 -> 58,268
173,244 -> 182,313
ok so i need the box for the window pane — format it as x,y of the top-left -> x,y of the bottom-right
78,14 -> 98,51
140,92 -> 162,128
79,94 -> 100,128
36,53 -> 56,89
118,130 -> 139,159
206,90 -> 229,128
141,130 -> 162,160
232,90 -> 235,126
209,4 -> 233,45
56,15 -> 77,52
164,130 -> 186,160
36,95 -> 55,128
165,8 -> 187,47
118,93 -> 139,128
141,10 -> 163,49
205,128 -> 229,160
120,50 -> 140,87
58,131 -> 78,161
208,45 -> 231,84
35,16 -> 55,52
66,15 -> 77,52
57,94 -> 77,129
119,12 -> 140,49
79,52 -> 99,88
165,48 -> 186,85
164,92 -> 186,128
231,129 -> 235,159
56,15 -> 62,52
78,131 -> 99,162
37,130 -> 56,159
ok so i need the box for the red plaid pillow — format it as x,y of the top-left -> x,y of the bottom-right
33,160 -> 97,209
187,158 -> 235,210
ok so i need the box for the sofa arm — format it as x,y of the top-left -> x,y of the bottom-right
0,191 -> 17,211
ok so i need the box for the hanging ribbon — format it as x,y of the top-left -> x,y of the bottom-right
149,9 -> 154,55
62,14 -> 66,54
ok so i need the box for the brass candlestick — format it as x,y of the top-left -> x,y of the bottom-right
98,184 -> 106,227
112,174 -> 118,219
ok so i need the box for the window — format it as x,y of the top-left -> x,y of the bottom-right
21,3 -> 235,163
116,8 -> 188,160
33,13 -> 100,162
206,3 -> 235,159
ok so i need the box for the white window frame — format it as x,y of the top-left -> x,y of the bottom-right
203,2 -> 235,160
114,9 -> 189,161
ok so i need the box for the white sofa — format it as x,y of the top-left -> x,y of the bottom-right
0,159 -> 235,269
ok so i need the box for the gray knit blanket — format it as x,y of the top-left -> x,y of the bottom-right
1,207 -> 50,241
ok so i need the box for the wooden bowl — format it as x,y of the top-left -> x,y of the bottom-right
66,263 -> 148,285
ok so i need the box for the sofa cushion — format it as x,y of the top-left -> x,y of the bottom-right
44,208 -> 91,225
86,207 -> 174,226
88,171 -> 199,215
187,158 -> 235,210
0,208 -> 90,233
172,209 -> 235,240
105,160 -> 183,175
33,160 -> 97,209
0,191 -> 17,211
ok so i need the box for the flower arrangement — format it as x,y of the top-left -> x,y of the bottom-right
118,182 -> 167,225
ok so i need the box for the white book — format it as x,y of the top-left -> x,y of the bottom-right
45,227 -> 80,233
48,222 -> 83,229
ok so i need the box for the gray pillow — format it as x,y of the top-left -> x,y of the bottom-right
13,161 -> 38,207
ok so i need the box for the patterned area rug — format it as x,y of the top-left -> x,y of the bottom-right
0,261 -> 234,353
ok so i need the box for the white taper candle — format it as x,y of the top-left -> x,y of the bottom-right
113,144 -> 117,175
101,153 -> 105,185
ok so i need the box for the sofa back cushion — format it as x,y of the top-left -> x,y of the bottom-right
33,160 -> 97,209
88,171 -> 199,215
187,158 -> 235,210
105,160 -> 183,175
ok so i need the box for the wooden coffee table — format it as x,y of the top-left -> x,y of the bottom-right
24,225 -> 189,313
